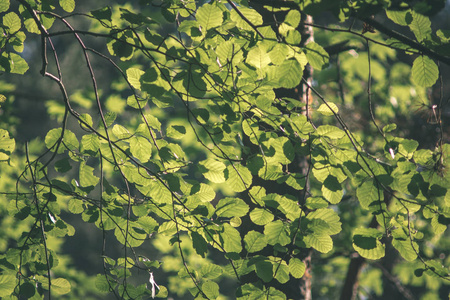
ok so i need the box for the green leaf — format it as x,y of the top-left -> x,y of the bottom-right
95,274 -> 110,292
130,136 -> 152,163
51,278 -> 71,295
352,228 -> 385,260
225,164 -> 252,192
317,125 -> 345,139
215,197 -> 249,218
200,264 -> 223,279
289,258 -> 305,279
142,113 -> 162,131
188,183 -> 216,203
79,162 -> 100,188
0,1 -> 9,13
7,53 -> 29,74
120,8 -> 156,25
68,198 -> 84,214
191,231 -> 208,258
411,56 -> 438,87
382,123 -> 397,133
322,175 -> 343,204
306,208 -> 341,235
284,10 -> 301,28
91,7 -> 112,22
55,158 -> 72,173
392,237 -> 418,261
317,103 -> 339,116
202,281 -> 220,299
275,59 -> 303,89
304,233 -> 333,253
250,208 -> 274,225
273,261 -> 289,284
0,275 -> 16,297
409,11 -> 431,42
0,129 -> 15,161
356,179 -> 382,210
59,0 -> 75,13
80,134 -> 100,155
304,42 -> 329,70
230,7 -> 263,31
166,125 -> 186,139
127,68 -> 145,90
112,124 -> 132,139
264,220 -> 290,246
254,258 -> 273,283
199,159 -> 226,183
222,223 -> 242,253
247,43 -> 271,69
386,10 -> 410,26
244,231 -> 268,253
45,128 -> 78,153
3,12 -> 21,33
196,3 -> 223,30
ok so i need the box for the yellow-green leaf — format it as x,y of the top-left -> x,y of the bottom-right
317,103 -> 339,116
411,56 -> 438,87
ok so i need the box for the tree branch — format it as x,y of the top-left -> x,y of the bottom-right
360,16 -> 450,66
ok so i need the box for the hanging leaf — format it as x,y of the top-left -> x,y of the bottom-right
250,208 -> 274,226
130,136 -> 152,163
79,162 -> 100,188
411,56 -> 438,87
304,42 -> 329,70
409,11 -> 431,42
317,125 -> 345,139
215,197 -> 249,218
3,12 -> 21,33
221,224 -> 242,253
0,275 -> 16,297
317,103 -> 339,116
202,281 -> 220,299
51,278 -> 72,295
304,233 -> 333,253
289,258 -> 306,279
322,175 -> 343,204
0,129 -> 15,161
352,228 -> 385,260
275,59 -> 303,88
196,3 -> 223,30
59,0 -> 75,13
244,231 -> 268,253
225,164 -> 252,192
264,220 -> 290,246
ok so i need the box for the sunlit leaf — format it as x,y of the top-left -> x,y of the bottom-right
52,278 -> 71,295
202,281 -> 220,299
244,231 -> 268,253
304,42 -> 329,70
196,3 -> 223,30
264,220 -> 290,246
411,56 -> 438,87
3,12 -> 21,33
0,275 -> 16,297
409,11 -> 431,42
352,228 -> 385,260
250,208 -> 274,225
215,197 -> 249,218
79,162 -> 100,188
225,164 -> 252,192
317,103 -> 339,116
289,258 -> 305,279
59,0 -> 75,12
